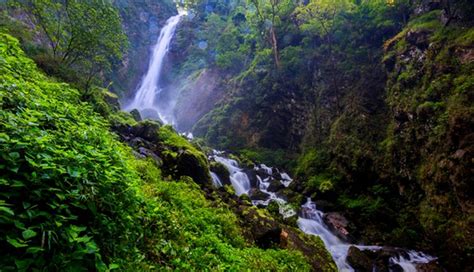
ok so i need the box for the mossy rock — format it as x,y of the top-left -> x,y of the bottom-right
248,188 -> 270,201
109,111 -> 138,127
239,194 -> 251,204
130,109 -> 142,122
346,246 -> 372,272
133,120 -> 162,142
284,228 -> 338,272
267,200 -> 280,216
176,149 -> 212,185
210,161 -> 231,185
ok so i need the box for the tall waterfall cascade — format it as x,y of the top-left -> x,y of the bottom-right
126,11 -> 185,123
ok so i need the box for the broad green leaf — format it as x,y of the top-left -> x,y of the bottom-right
0,206 -> 14,216
7,236 -> 28,248
22,229 -> 37,240
9,152 -> 20,160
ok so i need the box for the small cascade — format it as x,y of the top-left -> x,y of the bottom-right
126,12 -> 185,122
298,198 -> 382,271
252,167 -> 296,218
389,251 -> 436,272
210,172 -> 223,187
212,154 -> 251,196
208,152 -> 437,272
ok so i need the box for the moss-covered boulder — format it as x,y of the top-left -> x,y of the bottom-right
130,108 -> 142,121
210,161 -> 231,185
158,126 -> 212,185
176,150 -> 212,185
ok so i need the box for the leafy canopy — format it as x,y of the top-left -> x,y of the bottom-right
8,0 -> 127,88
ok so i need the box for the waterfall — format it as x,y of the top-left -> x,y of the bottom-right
128,12 -> 438,271
126,12 -> 184,123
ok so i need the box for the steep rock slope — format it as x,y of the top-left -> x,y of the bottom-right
382,10 -> 473,269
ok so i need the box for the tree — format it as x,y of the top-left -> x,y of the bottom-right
8,0 -> 127,89
247,0 -> 294,68
294,0 -> 354,44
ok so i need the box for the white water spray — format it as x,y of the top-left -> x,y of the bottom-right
126,12 -> 185,122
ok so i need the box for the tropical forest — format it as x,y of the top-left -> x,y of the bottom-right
0,0 -> 473,271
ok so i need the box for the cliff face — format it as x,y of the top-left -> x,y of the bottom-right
382,10 -> 473,269
296,9 -> 473,271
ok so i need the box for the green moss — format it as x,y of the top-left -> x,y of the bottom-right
407,10 -> 442,31
454,28 -> 474,46
307,175 -> 334,193
109,111 -> 138,127
239,147 -> 289,168
224,184 -> 236,195
159,125 -> 202,157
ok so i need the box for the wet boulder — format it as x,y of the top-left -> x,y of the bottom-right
130,109 -> 142,121
249,188 -> 270,201
140,108 -> 162,121
132,120 -> 162,142
267,179 -> 285,192
323,212 -> 351,242
256,168 -> 271,179
243,169 -> 259,187
363,247 -> 406,272
210,161 -> 231,185
347,246 -> 373,272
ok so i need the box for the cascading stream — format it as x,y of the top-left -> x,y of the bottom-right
126,12 -> 185,122
127,13 -> 437,272
208,152 -> 436,272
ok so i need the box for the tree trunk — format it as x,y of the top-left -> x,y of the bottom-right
270,26 -> 280,68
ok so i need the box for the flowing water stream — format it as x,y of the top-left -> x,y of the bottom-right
210,152 -> 436,272
127,13 -> 437,272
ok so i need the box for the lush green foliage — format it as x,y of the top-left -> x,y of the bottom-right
0,32 -> 140,270
4,0 -> 127,89
0,32 -> 314,271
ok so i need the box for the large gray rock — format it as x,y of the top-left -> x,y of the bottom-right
347,246 -> 373,272
267,179 -> 285,192
249,188 -> 270,201
323,212 -> 350,241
